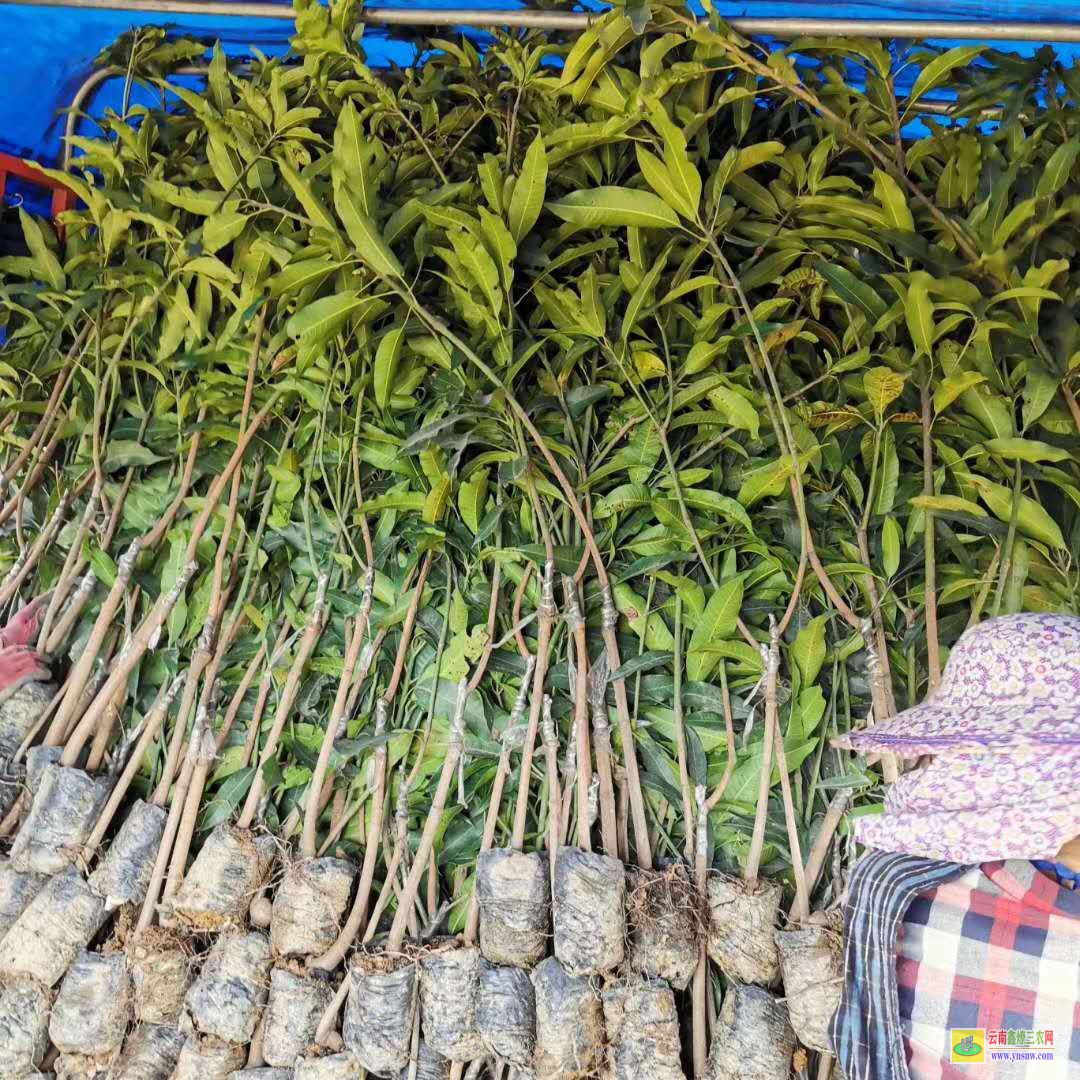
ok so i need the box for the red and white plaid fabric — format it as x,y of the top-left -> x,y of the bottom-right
897,860 -> 1080,1078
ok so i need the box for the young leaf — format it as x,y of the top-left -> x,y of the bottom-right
508,134 -> 548,244
374,326 -> 406,409
791,615 -> 827,686
547,187 -> 681,230
686,579 -> 744,682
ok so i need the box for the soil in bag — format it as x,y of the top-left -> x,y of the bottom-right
552,847 -> 625,977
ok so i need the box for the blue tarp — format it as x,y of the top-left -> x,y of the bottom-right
2,0 -> 1080,179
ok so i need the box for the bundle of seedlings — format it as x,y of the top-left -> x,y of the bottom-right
343,682 -> 469,1076
48,949 -> 131,1077
2,1 -> 1079,1071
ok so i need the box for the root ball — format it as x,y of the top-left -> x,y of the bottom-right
170,825 -> 275,932
626,865 -> 702,991
418,939 -> 485,1062
87,800 -> 166,911
270,856 -> 355,958
705,984 -> 795,1080
477,959 -> 535,1066
110,1023 -> 186,1080
530,957 -> 604,1080
0,867 -> 107,986
49,951 -> 130,1060
294,1052 -> 362,1080
342,951 -> 417,1078
706,876 -> 781,987
185,931 -> 271,1045
775,913 -> 844,1053
0,973 -> 50,1076
396,1039 -> 450,1080
126,929 -> 195,1026
173,1034 -> 247,1080
9,764 -> 109,876
476,849 -> 549,969
602,979 -> 683,1080
0,860 -> 47,942
552,847 -> 625,976
262,967 -> 334,1068
0,679 -> 52,760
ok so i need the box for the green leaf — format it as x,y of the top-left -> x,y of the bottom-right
707,385 -> 759,439
507,134 -> 548,244
286,292 -> 365,347
907,46 -> 985,107
458,468 -> 489,534
737,457 -> 794,507
863,367 -> 906,416
333,100 -> 374,216
818,263 -> 888,321
19,210 -> 64,290
872,170 -> 914,232
686,579 -> 744,682
910,494 -> 988,518
278,157 -> 338,233
334,183 -> 403,280
983,437 -> 1070,463
881,516 -> 902,577
102,441 -> 167,473
791,615 -> 827,686
1036,139 -> 1080,199
594,483 -> 654,518
904,281 -> 934,357
934,372 -> 986,413
966,474 -> 1066,549
546,187 -> 681,230
636,146 -> 694,220
374,326 -> 406,409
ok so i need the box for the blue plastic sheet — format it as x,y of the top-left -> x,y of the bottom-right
1,0 -> 1079,175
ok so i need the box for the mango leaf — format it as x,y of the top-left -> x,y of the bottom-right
863,367 -> 906,416
982,437 -> 1071,463
508,134 -> 548,244
818,263 -> 888,321
934,371 -> 986,413
872,170 -> 915,232
546,187 -> 681,229
907,46 -> 985,107
966,474 -> 1066,549
686,579 -> 744,682
791,614 -> 827,686
374,326 -> 406,409
334,183 -> 403,279
1036,139 -> 1080,199
881,516 -> 902,577
904,281 -> 934,357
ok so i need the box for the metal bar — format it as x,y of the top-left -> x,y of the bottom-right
2,0 -> 1080,43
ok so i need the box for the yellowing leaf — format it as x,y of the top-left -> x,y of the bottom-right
863,367 -> 906,416
547,187 -> 680,230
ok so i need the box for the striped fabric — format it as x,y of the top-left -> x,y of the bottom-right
832,851 -> 970,1080
832,852 -> 1080,1080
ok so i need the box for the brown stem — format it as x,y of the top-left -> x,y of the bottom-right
510,561 -> 554,850
45,539 -> 141,745
0,420 -> 67,529
36,482 -> 100,649
463,658 -> 532,943
744,631 -> 778,885
61,561 -> 198,767
386,681 -> 468,952
704,664 -> 738,813
564,577 -> 593,852
383,554 -> 432,703
309,698 -> 391,973
0,485 -> 75,609
135,704 -> 208,933
237,574 -> 329,828
1062,382 -> 1080,433
692,784 -> 710,1079
161,719 -> 217,916
765,621 -> 810,923
215,638 -> 268,754
302,588 -> 371,859
800,791 -> 851,903
0,348 -> 78,493
465,565 -> 502,695
83,675 -> 183,857
43,569 -> 96,655
541,696 -> 561,893
671,595 -> 695,862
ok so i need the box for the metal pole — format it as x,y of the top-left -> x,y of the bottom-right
4,0 -> 1080,43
